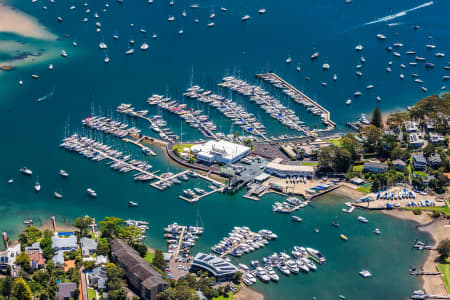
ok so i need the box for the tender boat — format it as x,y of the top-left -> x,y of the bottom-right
340,234 -> 348,241
374,228 -> 381,235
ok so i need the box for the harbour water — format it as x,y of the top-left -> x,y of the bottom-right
0,0 -> 447,298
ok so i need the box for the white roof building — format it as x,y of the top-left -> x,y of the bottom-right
264,158 -> 315,178
191,140 -> 251,164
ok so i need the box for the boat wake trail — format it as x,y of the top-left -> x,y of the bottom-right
363,1 -> 433,26
35,88 -> 55,102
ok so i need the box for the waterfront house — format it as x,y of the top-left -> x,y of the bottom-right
0,243 -> 21,272
111,239 -> 168,300
392,159 -> 407,171
190,253 -> 238,282
412,154 -> 427,171
81,237 -> 97,257
405,121 -> 419,133
264,158 -> 315,178
25,242 -> 45,271
362,162 -> 388,174
52,235 -> 77,253
427,153 -> 442,167
409,133 -> 424,148
55,282 -> 77,300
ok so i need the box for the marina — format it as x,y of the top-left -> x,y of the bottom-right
218,76 -> 308,134
183,85 -> 269,141
256,73 -> 336,132
211,226 -> 277,258
164,222 -> 203,258
147,94 -> 218,139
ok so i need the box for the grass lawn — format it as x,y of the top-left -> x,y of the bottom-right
213,293 -> 234,300
144,252 -> 155,264
403,199 -> 450,217
356,183 -> 372,194
437,258 -> 450,294
88,288 -> 97,300
330,138 -> 342,147
353,165 -> 363,172
172,144 -> 194,153
414,171 -> 428,177
302,162 -> 318,166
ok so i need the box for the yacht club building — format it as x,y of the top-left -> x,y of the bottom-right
264,158 -> 315,178
191,140 -> 251,164
190,253 -> 238,282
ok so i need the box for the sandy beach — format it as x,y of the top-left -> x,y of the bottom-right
235,285 -> 265,300
0,1 -> 56,40
382,210 -> 449,295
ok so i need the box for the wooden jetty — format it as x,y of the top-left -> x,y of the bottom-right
172,226 -> 187,258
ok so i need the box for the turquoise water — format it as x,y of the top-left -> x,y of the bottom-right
0,0 -> 447,298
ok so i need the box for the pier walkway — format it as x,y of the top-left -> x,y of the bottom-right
256,73 -> 336,131
179,186 -> 225,203
173,226 -> 187,258
123,138 -> 156,156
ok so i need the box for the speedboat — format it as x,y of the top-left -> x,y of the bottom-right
376,33 -> 386,40
61,50 -> 67,57
374,228 -> 381,235
87,188 -> 97,198
99,42 -> 107,49
355,44 -> 363,51
357,216 -> 368,223
360,269 -> 372,278
104,56 -> 110,63
340,234 -> 348,241
322,63 -> 330,70
20,167 -> 33,176
168,16 -> 175,21
128,201 -> 138,207
241,15 -> 251,21
34,180 -> 41,192
125,48 -> 135,55
8,179 -> 13,184
59,169 -> 69,177
258,8 -> 266,14
292,216 -> 303,222
54,192 -> 63,199
285,57 -> 292,64
311,52 -> 319,60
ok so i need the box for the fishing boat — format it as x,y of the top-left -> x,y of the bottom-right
357,216 -> 368,223
59,169 -> 69,177
87,188 -> 97,198
54,192 -> 63,199
128,201 -> 138,207
291,216 -> 303,222
20,167 -> 33,176
340,234 -> 348,241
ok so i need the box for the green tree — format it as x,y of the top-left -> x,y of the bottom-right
361,125 -> 383,149
371,107 -> 383,128
83,261 -> 96,271
18,226 -> 42,247
341,134 -> 362,161
42,246 -> 55,260
11,278 -> 32,300
437,239 -> 450,258
152,249 -> 166,270
15,253 -> 31,272
108,288 -> 127,300
1,276 -> 13,299
99,217 -> 125,239
423,143 -> 436,157
232,271 -> 242,284
318,145 -> 352,173
96,238 -> 110,256
131,243 -> 147,257
39,237 -> 52,249
73,216 -> 94,237
42,229 -> 54,239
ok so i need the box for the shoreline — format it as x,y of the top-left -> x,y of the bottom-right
381,209 -> 449,295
